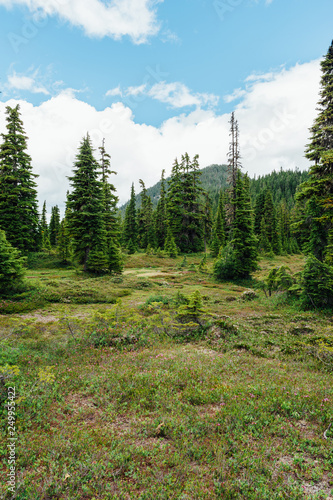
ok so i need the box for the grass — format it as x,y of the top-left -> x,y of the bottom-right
0,252 -> 332,499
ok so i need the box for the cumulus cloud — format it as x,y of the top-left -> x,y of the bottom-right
0,0 -> 162,43
0,59 -> 321,215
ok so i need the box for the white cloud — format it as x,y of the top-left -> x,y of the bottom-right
126,84 -> 147,96
7,71 -> 49,95
106,81 -> 219,109
148,82 -> 219,108
224,88 -> 247,103
0,0 -> 162,43
0,59 -> 321,215
105,86 -> 123,97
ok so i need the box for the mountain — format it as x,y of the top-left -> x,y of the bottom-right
119,164 -> 309,215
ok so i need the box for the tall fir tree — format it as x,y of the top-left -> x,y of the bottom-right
99,139 -> 122,272
214,172 -> 258,280
40,201 -> 51,251
0,105 -> 39,252
123,183 -> 138,252
49,205 -> 61,247
226,112 -> 241,226
296,41 -> 333,260
167,153 -> 204,253
137,179 -> 156,249
210,189 -> 226,258
155,170 -> 168,249
67,135 -> 108,273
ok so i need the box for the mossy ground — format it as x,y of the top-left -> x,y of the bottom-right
0,252 -> 332,499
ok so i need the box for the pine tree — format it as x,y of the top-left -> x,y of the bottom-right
40,201 -> 51,251
254,191 -> 266,235
0,229 -> 26,295
49,205 -> 61,247
155,170 -> 168,249
123,183 -> 138,252
67,135 -> 108,273
0,105 -> 39,252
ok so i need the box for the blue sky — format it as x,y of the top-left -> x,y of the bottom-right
0,0 -> 332,209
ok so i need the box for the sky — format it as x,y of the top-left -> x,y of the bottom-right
0,0 -> 332,213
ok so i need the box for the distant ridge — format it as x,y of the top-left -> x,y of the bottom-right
119,164 -> 309,215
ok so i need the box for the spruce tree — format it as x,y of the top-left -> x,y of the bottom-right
67,135 -> 108,273
0,105 -> 39,252
49,205 -> 61,247
123,183 -> 138,252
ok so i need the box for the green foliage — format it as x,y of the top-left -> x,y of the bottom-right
213,243 -> 238,281
262,266 -> 295,297
67,135 -> 108,273
40,201 -> 51,251
49,205 -> 60,247
123,183 -> 138,251
164,226 -> 178,258
0,105 -> 39,252
300,254 -> 333,309
0,230 -> 26,295
166,153 -> 205,253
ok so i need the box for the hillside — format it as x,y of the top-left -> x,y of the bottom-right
120,165 -> 308,215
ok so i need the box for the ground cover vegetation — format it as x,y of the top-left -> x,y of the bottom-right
0,40 -> 333,499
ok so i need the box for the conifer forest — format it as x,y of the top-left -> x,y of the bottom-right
0,41 -> 333,500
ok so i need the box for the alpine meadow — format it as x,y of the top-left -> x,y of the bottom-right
0,4 -> 333,499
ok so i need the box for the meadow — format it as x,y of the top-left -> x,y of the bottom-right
0,252 -> 332,499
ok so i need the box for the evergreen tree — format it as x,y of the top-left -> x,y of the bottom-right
67,135 -> 108,273
122,183 -> 138,252
167,153 -> 204,253
214,172 -> 258,280
0,229 -> 26,295
49,205 -> 60,247
211,189 -> 226,257
254,191 -> 266,235
155,170 -> 168,249
226,112 -> 241,225
98,139 -> 122,272
306,40 -> 333,164
137,180 -> 156,249
0,105 -> 39,252
296,41 -> 333,260
58,218 -> 71,263
164,226 -> 178,258
40,201 -> 51,251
